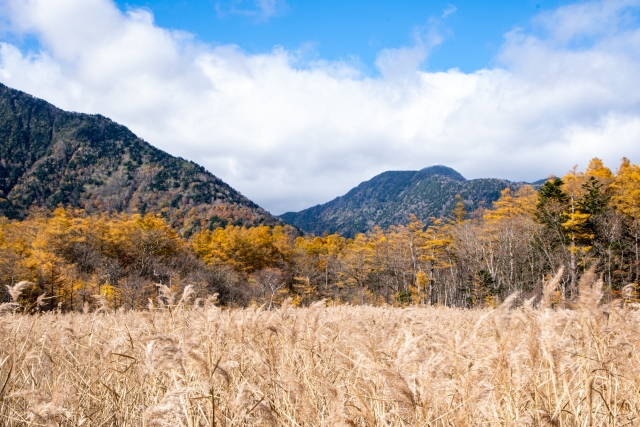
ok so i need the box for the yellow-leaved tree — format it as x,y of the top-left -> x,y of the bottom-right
419,217 -> 455,305
611,158 -> 640,280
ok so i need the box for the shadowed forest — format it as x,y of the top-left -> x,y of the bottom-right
1,157 -> 639,311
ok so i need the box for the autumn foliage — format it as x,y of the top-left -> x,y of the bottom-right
1,157 -> 640,310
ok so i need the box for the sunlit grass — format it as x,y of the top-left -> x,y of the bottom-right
1,271 -> 639,426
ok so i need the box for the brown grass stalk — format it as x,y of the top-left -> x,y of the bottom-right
0,276 -> 639,426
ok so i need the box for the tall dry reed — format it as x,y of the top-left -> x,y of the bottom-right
1,272 -> 639,426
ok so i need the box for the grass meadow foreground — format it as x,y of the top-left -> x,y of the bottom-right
1,271 -> 640,426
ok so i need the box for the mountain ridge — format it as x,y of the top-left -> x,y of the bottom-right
280,165 -> 535,237
0,83 -> 282,233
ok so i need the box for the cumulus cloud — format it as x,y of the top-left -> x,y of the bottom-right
0,0 -> 639,214
375,27 -> 443,78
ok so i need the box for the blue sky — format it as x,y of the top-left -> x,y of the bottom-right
1,0 -> 640,214
113,0 -> 571,73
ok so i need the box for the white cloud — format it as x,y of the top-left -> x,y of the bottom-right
215,0 -> 288,21
375,27 -> 443,78
1,0 -> 640,215
532,0 -> 640,43
442,5 -> 457,19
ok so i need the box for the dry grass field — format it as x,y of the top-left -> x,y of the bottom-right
1,270 -> 640,426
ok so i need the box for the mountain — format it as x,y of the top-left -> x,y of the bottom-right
0,83 -> 281,233
280,165 -> 529,237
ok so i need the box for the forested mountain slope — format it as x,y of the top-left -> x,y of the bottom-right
280,165 -> 528,237
0,83 -> 281,233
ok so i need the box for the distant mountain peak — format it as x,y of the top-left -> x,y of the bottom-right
280,165 -> 522,237
417,165 -> 466,181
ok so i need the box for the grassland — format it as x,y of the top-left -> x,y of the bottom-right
1,271 -> 639,426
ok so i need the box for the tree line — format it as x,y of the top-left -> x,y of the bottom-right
1,157 -> 639,311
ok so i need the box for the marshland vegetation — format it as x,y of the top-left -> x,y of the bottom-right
1,268 -> 639,426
